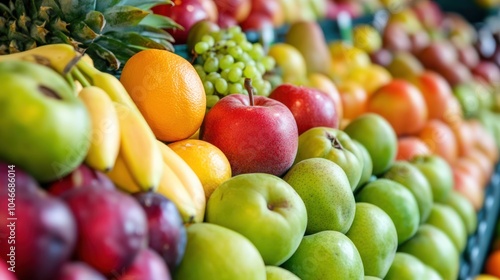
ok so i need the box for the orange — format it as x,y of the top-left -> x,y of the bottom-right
486,251 -> 500,278
120,49 -> 206,142
337,81 -> 368,121
168,139 -> 231,200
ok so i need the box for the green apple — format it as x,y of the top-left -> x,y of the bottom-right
425,203 -> 467,253
384,252 -> 428,280
206,173 -> 307,265
364,277 -> 382,280
356,179 -> 420,245
410,155 -> 453,202
0,61 -> 90,182
352,139 -> 373,190
265,266 -> 300,280
343,113 -> 398,175
294,127 -> 363,190
173,223 -> 266,280
443,190 -> 477,235
281,230 -> 364,279
283,158 -> 355,234
382,161 -> 434,224
397,224 -> 459,280
345,203 -> 398,278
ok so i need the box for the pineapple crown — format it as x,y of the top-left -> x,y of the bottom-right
0,0 -> 181,72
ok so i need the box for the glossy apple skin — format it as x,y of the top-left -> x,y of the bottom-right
269,84 -> 339,135
55,262 -> 106,280
0,193 -> 77,280
214,0 -> 251,23
367,79 -> 428,136
61,188 -> 148,276
48,164 -> 115,196
0,162 -> 41,196
113,249 -> 171,280
418,42 -> 458,70
0,262 -> 16,280
133,192 -> 187,272
200,94 -> 298,176
412,71 -> 458,121
396,137 -> 431,161
471,60 -> 500,85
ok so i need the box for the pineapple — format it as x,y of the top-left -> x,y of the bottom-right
0,0 -> 181,72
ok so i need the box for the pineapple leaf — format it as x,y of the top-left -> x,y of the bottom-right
71,20 -> 100,43
104,25 -> 174,42
84,10 -> 106,33
0,3 -> 14,18
95,0 -> 172,12
102,6 -> 149,28
85,41 -> 120,70
105,31 -> 168,50
37,0 -> 62,15
58,0 -> 96,22
140,13 -> 181,30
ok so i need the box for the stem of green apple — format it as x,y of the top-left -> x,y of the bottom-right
244,78 -> 255,106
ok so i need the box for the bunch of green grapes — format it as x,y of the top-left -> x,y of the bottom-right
192,26 -> 276,108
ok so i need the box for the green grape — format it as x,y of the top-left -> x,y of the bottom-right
228,46 -> 243,59
228,67 -> 243,83
255,62 -> 266,75
206,72 -> 221,83
194,64 -> 206,80
228,26 -> 242,36
206,95 -> 220,108
220,55 -> 235,70
201,35 -> 215,47
215,78 -> 228,95
210,31 -> 224,42
239,41 -> 253,52
203,80 -> 214,95
225,40 -> 237,48
238,52 -> 251,63
228,82 -> 244,94
203,57 -> 219,73
261,56 -> 276,71
248,43 -> 264,60
233,62 -> 245,69
243,65 -> 259,79
252,78 -> 265,95
233,32 -> 246,44
262,80 -> 272,96
221,68 -> 230,80
194,42 -> 209,54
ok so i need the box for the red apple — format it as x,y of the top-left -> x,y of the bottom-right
269,84 -> 338,135
217,12 -> 238,28
383,22 -> 412,52
0,162 -> 41,196
412,71 -> 456,121
453,168 -> 484,211
409,30 -> 430,54
62,188 -> 148,276
55,262 -> 106,280
396,136 -> 431,161
0,193 -> 77,280
239,13 -> 275,45
457,44 -> 480,69
198,0 -> 218,22
367,79 -> 428,136
48,164 -> 115,196
250,0 -> 284,27
417,41 -> 458,70
113,249 -> 171,280
434,62 -> 472,86
0,262 -> 16,280
133,192 -> 187,272
214,0 -> 251,23
412,0 -> 443,28
471,60 -> 500,85
370,48 -> 393,67
200,79 -> 299,176
152,0 -> 211,44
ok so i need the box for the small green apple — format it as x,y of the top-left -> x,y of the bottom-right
206,173 -> 307,266
384,252 -> 428,280
425,203 -> 467,253
352,140 -> 373,190
294,127 -> 363,190
0,61 -> 90,182
265,266 -> 300,280
283,158 -> 355,234
173,223 -> 266,280
281,230 -> 364,279
443,190 -> 477,235
410,155 -> 453,202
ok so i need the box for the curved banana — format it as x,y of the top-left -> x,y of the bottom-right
0,44 -> 81,74
106,153 -> 143,193
157,140 -> 206,223
114,102 -> 163,191
157,162 -> 198,224
78,86 -> 120,172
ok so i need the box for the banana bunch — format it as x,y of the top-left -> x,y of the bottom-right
0,44 -> 206,223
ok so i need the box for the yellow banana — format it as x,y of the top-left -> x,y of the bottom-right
78,86 -> 120,172
0,44 -> 81,75
157,162 -> 198,223
106,153 -> 143,193
114,102 -> 163,191
157,140 -> 206,223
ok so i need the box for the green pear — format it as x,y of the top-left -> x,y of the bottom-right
398,224 -> 459,280
356,179 -> 420,245
382,161 -> 434,224
443,190 -> 477,235
384,252 -> 428,280
281,230 -> 364,279
283,158 -> 355,234
425,203 -> 467,253
285,20 -> 332,75
345,203 -> 398,278
173,223 -> 266,280
265,266 -> 300,280
0,61 -> 90,182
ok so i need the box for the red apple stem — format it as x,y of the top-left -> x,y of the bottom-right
244,78 -> 255,106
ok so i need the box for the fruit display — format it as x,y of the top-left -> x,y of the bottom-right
2,0 -> 500,280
